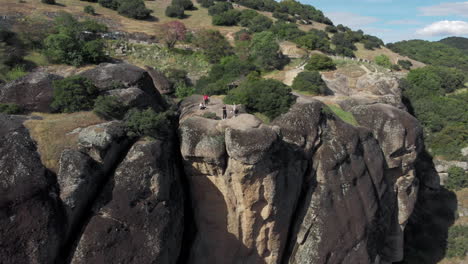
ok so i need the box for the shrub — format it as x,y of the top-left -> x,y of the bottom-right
5,65 -> 28,81
193,30 -> 233,63
247,15 -> 272,32
375,54 -> 392,68
172,0 -> 195,10
250,31 -> 288,71
208,2 -> 232,16
93,96 -> 126,120
41,0 -> 55,4
294,33 -> 332,53
305,54 -> 336,71
98,0 -> 119,10
325,25 -> 337,33
175,82 -> 195,98
160,21 -> 187,48
202,112 -> 218,120
391,64 -> 401,71
118,0 -> 152,20
445,166 -> 468,191
0,103 -> 23,114
43,13 -> 107,66
197,0 -> 214,8
125,108 -> 172,138
212,10 -> 241,26
84,5 -> 96,15
165,5 -> 185,18
224,78 -> 294,119
292,71 -> 328,95
398,59 -> 413,70
269,22 -> 304,41
51,76 -> 98,113
446,225 -> 468,258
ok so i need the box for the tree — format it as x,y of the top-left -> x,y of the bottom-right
193,30 -> 233,63
98,0 -> 119,10
51,76 -> 98,113
305,54 -> 336,71
93,96 -> 126,120
375,54 -> 392,68
208,2 -> 232,16
212,10 -> 241,26
118,0 -> 152,20
250,31 -> 288,71
292,71 -> 329,95
325,25 -> 337,33
224,78 -> 295,119
197,0 -> 214,8
84,6 -> 96,15
41,0 -> 55,4
172,0 -> 195,10
160,21 -> 187,48
247,15 -> 272,32
165,5 -> 185,18
398,59 -> 413,70
125,108 -> 172,139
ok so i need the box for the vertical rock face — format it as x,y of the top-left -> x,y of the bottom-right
71,139 -> 184,264
179,99 -> 428,264
180,115 -> 307,264
0,114 -> 64,263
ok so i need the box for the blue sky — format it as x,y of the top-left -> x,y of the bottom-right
301,0 -> 468,43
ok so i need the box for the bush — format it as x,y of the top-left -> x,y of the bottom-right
224,78 -> 294,119
125,108 -> 172,139
93,96 -> 126,120
202,112 -> 218,120
446,225 -> 468,258
172,0 -> 195,10
51,76 -> 98,113
0,103 -> 23,114
84,5 -> 96,15
208,2 -> 232,15
193,30 -> 233,63
292,71 -> 328,95
41,0 -> 55,4
391,64 -> 401,71
294,32 -> 332,53
305,54 -> 336,71
375,54 -> 392,68
212,10 -> 241,26
247,15 -> 273,32
197,0 -> 214,8
325,25 -> 337,33
445,166 -> 468,191
175,82 -> 195,98
43,13 -> 107,66
250,31 -> 288,71
398,59 -> 413,70
118,0 -> 152,20
5,65 -> 28,81
98,0 -> 119,10
165,5 -> 185,18
269,22 -> 304,41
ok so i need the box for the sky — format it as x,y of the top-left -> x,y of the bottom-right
301,0 -> 468,43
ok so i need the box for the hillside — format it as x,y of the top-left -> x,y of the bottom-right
439,37 -> 468,54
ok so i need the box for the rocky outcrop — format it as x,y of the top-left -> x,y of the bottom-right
178,98 -> 431,264
0,114 -> 64,263
146,66 -> 173,95
71,139 -> 184,264
0,71 -> 62,112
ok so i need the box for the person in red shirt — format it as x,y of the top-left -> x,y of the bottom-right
203,95 -> 209,105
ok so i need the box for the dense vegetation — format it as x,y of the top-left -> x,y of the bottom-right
44,13 -> 107,66
224,78 -> 295,119
305,54 -> 336,71
292,71 -> 329,95
51,76 -> 98,113
387,40 -> 468,73
445,166 -> 468,191
439,37 -> 468,55
0,103 -> 23,114
446,225 -> 468,258
401,66 -> 467,161
98,0 -> 152,19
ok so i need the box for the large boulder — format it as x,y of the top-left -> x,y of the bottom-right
0,114 -> 64,263
71,139 -> 184,264
0,71 -> 62,112
80,63 -> 167,111
145,66 -> 172,95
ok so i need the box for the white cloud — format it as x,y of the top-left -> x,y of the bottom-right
419,2 -> 468,17
416,20 -> 468,37
325,12 -> 378,29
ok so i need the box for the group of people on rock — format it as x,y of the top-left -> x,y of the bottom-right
199,95 -> 238,119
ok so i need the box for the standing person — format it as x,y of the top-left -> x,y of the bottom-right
233,103 -> 238,117
222,105 -> 227,120
203,94 -> 209,105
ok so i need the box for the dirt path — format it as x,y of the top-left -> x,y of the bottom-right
283,62 -> 307,86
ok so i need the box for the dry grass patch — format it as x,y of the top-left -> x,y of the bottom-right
354,43 -> 425,69
24,111 -> 105,172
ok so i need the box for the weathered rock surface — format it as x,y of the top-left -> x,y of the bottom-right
104,87 -> 155,109
146,66 -> 173,95
71,139 -> 184,264
0,71 -> 62,112
80,63 -> 166,111
0,114 -> 64,263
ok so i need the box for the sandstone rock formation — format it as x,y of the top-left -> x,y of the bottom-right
0,71 -> 62,112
